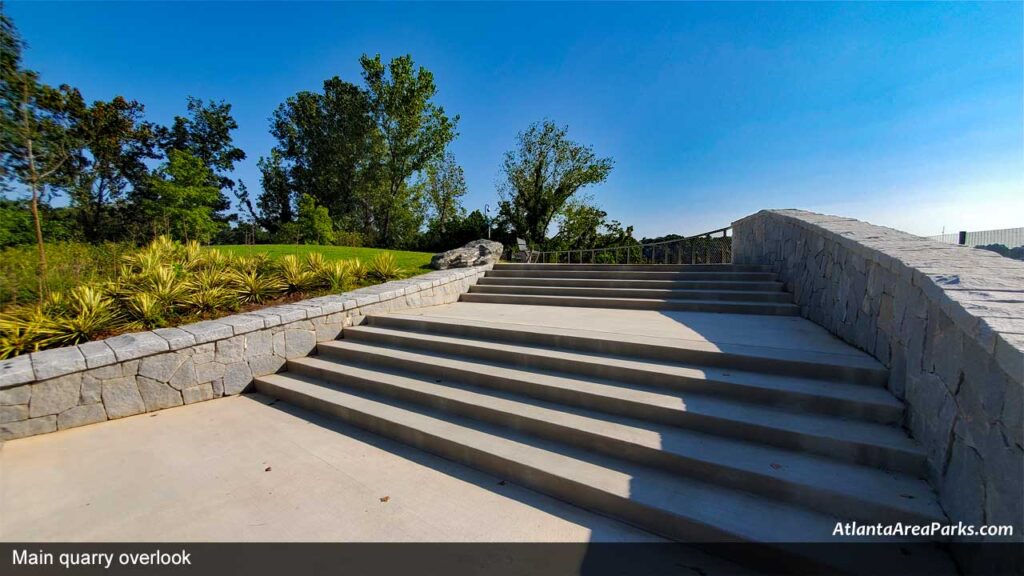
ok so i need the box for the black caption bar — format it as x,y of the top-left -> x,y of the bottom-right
1,543 -> 1022,576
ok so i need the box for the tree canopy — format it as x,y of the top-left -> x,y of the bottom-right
497,120 -> 613,247
0,7 -> 633,256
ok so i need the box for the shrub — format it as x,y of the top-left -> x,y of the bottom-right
347,258 -> 367,282
368,252 -> 404,281
277,255 -> 317,294
0,237 -> 424,358
318,261 -> 353,291
333,230 -> 364,247
230,269 -> 286,305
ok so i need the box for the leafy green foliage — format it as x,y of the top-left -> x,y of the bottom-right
0,237 -> 424,358
497,120 -> 613,247
295,193 -> 335,245
361,53 -> 458,248
421,151 -> 467,236
368,252 -> 404,281
145,150 -> 225,243
163,96 -> 246,195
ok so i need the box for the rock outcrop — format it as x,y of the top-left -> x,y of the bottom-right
431,239 -> 503,269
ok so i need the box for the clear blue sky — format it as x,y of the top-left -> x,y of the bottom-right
8,1 -> 1022,238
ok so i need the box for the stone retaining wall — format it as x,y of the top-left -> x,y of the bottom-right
0,265 -> 491,441
733,209 -> 1023,539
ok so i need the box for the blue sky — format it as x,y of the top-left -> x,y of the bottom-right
8,1 -> 1022,238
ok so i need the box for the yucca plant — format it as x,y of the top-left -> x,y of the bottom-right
0,311 -> 47,359
304,252 -> 327,274
233,254 -> 272,274
142,265 -> 187,310
202,248 -> 229,271
40,291 -> 69,318
39,285 -> 122,347
123,291 -> 166,330
347,258 -> 367,283
231,269 -> 286,304
368,252 -> 404,282
183,268 -> 235,313
278,255 -> 316,294
184,285 -> 235,314
181,240 -> 205,270
318,261 -> 353,292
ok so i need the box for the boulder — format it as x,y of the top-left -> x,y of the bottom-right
431,239 -> 503,270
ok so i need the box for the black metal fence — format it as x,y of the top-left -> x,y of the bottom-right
513,227 -> 732,265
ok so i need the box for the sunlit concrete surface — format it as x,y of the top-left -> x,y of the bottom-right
0,394 -> 673,543
402,302 -> 879,362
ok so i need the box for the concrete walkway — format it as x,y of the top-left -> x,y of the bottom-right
0,393 -> 669,543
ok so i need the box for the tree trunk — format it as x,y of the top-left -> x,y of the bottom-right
21,83 -> 47,303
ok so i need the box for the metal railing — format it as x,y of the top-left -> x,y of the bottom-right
927,227 -> 1024,250
512,227 -> 732,265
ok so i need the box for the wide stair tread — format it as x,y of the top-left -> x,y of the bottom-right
255,372 -> 955,573
485,270 -> 777,280
319,336 -> 925,474
469,284 -> 793,302
478,277 -> 786,291
460,292 -> 800,315
352,318 -> 892,403
492,263 -> 773,272
292,352 -> 945,524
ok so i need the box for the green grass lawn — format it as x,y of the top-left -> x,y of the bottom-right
214,244 -> 435,275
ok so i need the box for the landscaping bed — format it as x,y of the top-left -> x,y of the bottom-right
0,238 -> 434,359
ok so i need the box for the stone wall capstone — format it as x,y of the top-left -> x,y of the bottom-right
0,264 -> 491,441
732,209 -> 1023,541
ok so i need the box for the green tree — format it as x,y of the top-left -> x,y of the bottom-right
254,151 -> 293,233
421,151 -> 466,235
0,8 -> 79,295
145,150 -> 223,243
260,77 -> 376,231
163,96 -> 246,221
547,196 -> 636,252
360,53 -> 457,247
497,120 -> 613,246
66,96 -> 161,242
294,193 -> 334,245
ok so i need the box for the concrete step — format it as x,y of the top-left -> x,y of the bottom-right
288,353 -> 945,525
485,270 -> 777,281
320,335 -> 904,425
254,372 -> 955,573
493,263 -> 772,272
478,276 -> 786,291
469,284 -> 794,303
366,313 -> 889,386
323,336 -> 925,474
460,292 -> 800,316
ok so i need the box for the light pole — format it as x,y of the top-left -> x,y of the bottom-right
484,204 -> 491,240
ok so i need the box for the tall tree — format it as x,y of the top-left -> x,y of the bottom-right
163,96 -> 246,220
255,151 -> 293,233
144,149 -> 224,243
421,151 -> 466,235
497,120 -> 613,246
547,196 -> 635,252
0,9 -> 79,296
260,77 -> 376,230
66,96 -> 161,242
360,53 -> 457,247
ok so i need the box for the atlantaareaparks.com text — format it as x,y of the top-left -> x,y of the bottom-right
833,521 -> 1014,538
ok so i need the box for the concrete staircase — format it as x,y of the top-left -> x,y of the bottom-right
463,263 -> 801,315
254,264 -> 954,573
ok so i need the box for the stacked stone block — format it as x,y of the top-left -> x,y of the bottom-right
0,265 -> 490,441
733,209 -> 1023,542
